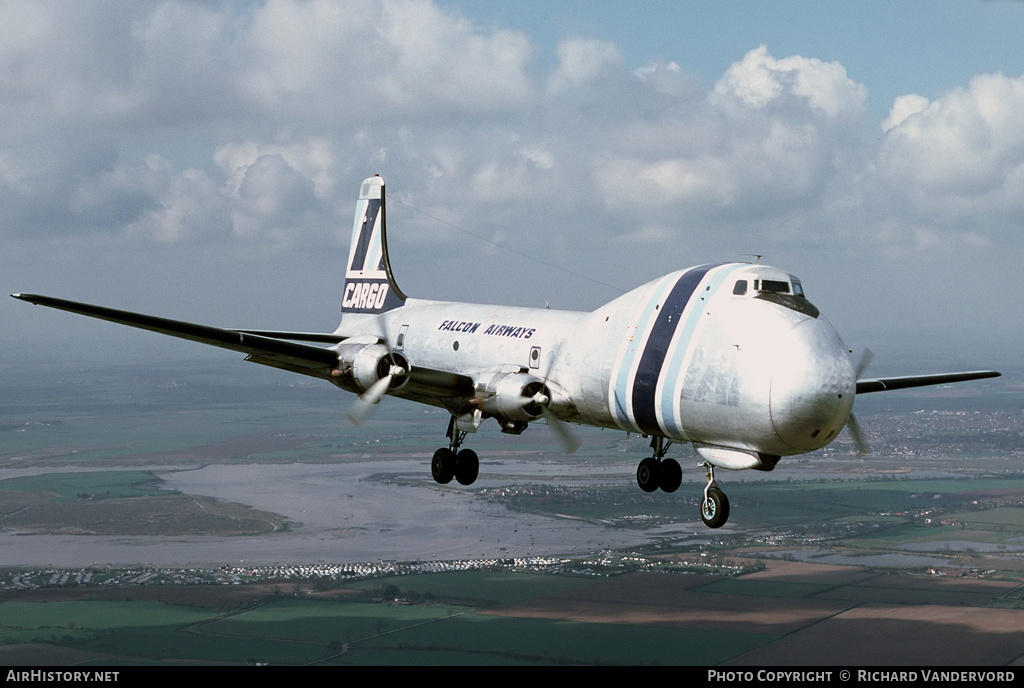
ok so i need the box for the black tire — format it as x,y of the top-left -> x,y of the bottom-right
636,457 -> 661,493
659,458 -> 682,493
431,448 -> 455,484
700,487 -> 730,528
455,449 -> 479,486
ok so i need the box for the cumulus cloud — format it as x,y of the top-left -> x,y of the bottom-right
548,38 -> 621,93
240,0 -> 534,117
881,93 -> 929,133
875,72 -> 1024,235
0,0 -> 1018,297
595,46 -> 863,227
712,45 -> 867,118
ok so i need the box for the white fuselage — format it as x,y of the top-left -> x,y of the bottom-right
339,262 -> 856,459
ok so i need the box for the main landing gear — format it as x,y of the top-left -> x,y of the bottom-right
431,416 -> 479,486
635,436 -> 683,494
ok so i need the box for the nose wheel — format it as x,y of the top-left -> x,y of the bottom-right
699,462 -> 730,528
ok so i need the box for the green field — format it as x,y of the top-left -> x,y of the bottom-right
0,576 -> 776,665
348,614 -> 772,666
0,471 -> 168,501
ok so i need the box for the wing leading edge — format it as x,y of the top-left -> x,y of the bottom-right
856,370 -> 1001,394
12,293 -> 341,380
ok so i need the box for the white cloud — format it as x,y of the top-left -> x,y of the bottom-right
240,0 -> 534,117
713,45 -> 866,118
548,38 -> 621,93
124,155 -> 225,243
875,72 -> 1024,232
215,139 -> 337,201
881,93 -> 929,133
0,0 -> 1017,310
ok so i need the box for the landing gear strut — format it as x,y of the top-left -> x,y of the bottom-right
698,462 -> 730,528
635,436 -> 682,494
432,416 -> 479,486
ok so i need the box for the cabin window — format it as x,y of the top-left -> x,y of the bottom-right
732,280 -> 748,295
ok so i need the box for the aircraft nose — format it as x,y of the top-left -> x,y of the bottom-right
770,317 -> 855,451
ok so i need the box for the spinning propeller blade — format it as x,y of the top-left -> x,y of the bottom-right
846,348 -> 874,455
541,405 -> 581,455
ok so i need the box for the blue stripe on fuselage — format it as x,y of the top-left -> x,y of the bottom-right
610,272 -> 680,431
658,263 -> 744,437
631,264 -> 721,436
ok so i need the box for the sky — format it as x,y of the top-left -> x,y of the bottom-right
2,0 -> 1022,374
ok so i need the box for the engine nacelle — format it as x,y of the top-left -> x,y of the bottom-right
479,372 -> 549,424
332,342 -> 410,394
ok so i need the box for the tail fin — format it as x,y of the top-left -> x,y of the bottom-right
341,175 -> 407,315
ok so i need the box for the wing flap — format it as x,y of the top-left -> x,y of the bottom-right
235,330 -> 346,344
856,370 -> 1000,394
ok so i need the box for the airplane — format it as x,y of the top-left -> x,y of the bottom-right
12,175 -> 1001,528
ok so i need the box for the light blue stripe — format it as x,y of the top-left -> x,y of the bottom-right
610,270 -> 683,432
659,264 -> 745,437
364,221 -> 383,273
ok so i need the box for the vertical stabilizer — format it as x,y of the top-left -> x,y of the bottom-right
342,176 -> 407,315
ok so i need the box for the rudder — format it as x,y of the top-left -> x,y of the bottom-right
342,175 -> 407,315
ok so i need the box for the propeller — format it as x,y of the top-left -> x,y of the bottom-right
521,387 -> 581,455
846,348 -> 873,456
346,352 -> 406,426
525,345 -> 582,454
542,403 -> 582,455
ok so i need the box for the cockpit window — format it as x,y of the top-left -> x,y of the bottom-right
759,279 -> 790,294
732,280 -> 747,295
791,279 -> 805,297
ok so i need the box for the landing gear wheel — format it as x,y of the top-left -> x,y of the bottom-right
636,457 -> 661,493
431,448 -> 455,484
659,458 -> 682,493
700,488 -> 730,529
455,449 -> 479,486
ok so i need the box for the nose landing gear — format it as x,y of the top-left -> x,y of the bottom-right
698,462 -> 730,528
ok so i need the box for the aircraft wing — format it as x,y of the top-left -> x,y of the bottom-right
10,293 -> 476,396
856,370 -> 1000,394
11,293 -> 341,381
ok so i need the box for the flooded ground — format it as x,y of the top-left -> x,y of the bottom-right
0,460 -> 675,567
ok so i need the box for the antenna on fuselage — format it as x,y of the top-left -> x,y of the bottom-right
741,254 -> 763,265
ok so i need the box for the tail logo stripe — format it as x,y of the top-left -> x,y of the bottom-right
349,199 -> 381,274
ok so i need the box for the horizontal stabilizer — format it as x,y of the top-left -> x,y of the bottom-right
856,370 -> 1000,394
11,293 -> 340,379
